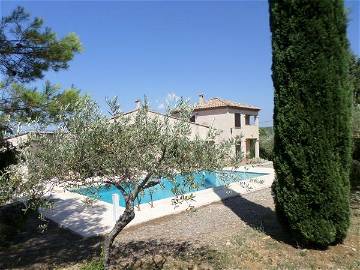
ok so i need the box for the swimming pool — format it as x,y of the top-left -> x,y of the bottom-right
74,170 -> 267,207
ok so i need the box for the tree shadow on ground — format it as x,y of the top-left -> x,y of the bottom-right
0,212 -> 103,269
110,239 -> 219,270
0,211 -> 219,270
213,186 -> 298,248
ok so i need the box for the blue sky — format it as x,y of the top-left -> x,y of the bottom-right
1,1 -> 359,126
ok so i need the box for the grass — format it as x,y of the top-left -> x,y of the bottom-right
79,258 -> 103,270
209,192 -> 360,270
213,224 -> 359,269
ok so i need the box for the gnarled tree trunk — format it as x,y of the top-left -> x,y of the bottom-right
104,202 -> 135,269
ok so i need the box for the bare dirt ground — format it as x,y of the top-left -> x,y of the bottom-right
1,187 -> 359,270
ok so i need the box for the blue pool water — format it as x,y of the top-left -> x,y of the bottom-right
74,170 -> 266,207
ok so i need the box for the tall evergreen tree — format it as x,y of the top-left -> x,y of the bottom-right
269,0 -> 352,246
0,7 -> 84,204
0,6 -> 82,83
0,6 -> 83,140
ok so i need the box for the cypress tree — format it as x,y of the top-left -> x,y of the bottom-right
269,0 -> 352,246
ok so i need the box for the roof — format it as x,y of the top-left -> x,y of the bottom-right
194,97 -> 260,111
112,109 -> 210,128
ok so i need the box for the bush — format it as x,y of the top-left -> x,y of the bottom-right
269,0 -> 352,247
0,141 -> 19,172
0,202 -> 31,246
353,137 -> 360,161
353,106 -> 360,137
259,127 -> 274,161
350,160 -> 360,191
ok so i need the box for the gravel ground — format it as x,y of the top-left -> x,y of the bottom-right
107,186 -> 286,269
117,187 -> 279,249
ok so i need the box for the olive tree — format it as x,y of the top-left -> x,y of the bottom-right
24,98 -> 236,269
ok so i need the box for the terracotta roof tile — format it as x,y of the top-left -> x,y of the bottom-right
194,97 -> 260,111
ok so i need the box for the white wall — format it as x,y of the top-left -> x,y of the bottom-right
117,110 -> 211,140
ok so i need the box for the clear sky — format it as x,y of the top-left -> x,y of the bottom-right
1,1 -> 359,126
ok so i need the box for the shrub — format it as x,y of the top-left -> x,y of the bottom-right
353,137 -> 360,161
0,141 -> 19,173
350,160 -> 360,191
269,0 -> 352,246
353,106 -> 360,136
259,127 -> 274,161
0,202 -> 30,246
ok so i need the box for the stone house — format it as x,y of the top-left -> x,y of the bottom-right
190,95 -> 260,159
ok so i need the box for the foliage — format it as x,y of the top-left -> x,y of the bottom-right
353,106 -> 360,137
269,0 -> 352,246
0,81 -> 85,206
352,54 -> 360,137
80,258 -> 104,270
0,140 -> 19,171
0,6 -> 84,207
0,202 -> 33,246
350,160 -> 360,191
259,127 -> 274,161
0,6 -> 82,83
0,81 -> 85,139
350,54 -> 360,105
353,137 -> 360,161
0,6 -> 84,139
24,97 -> 237,268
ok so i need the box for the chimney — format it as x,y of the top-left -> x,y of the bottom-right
135,99 -> 141,109
198,93 -> 205,105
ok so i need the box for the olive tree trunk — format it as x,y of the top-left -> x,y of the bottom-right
103,202 -> 135,269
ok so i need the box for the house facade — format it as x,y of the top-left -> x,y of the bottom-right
124,95 -> 261,159
190,95 -> 260,159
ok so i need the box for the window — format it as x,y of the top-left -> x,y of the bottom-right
235,113 -> 241,127
190,115 -> 195,122
245,115 -> 257,125
245,115 -> 251,125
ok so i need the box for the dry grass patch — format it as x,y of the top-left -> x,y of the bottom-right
213,193 -> 360,270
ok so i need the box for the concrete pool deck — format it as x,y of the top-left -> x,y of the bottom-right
40,166 -> 275,237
